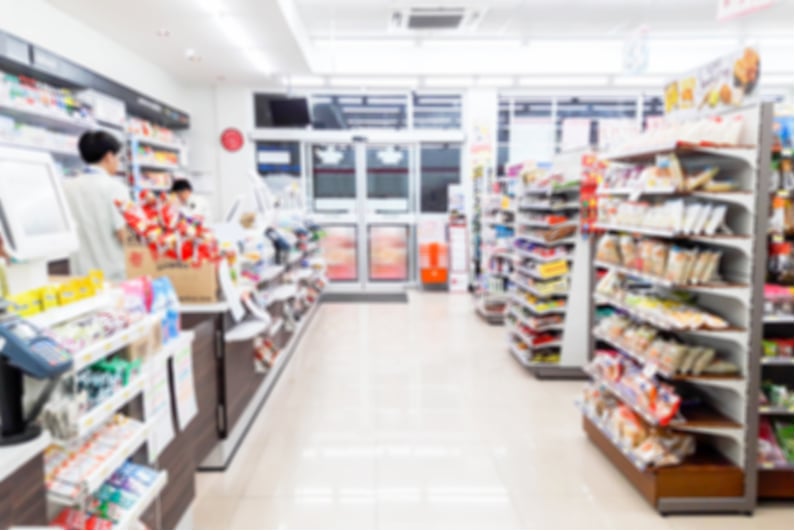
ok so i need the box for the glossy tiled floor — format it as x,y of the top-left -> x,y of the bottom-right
193,292 -> 793,530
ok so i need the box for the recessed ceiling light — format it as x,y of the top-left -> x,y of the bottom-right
184,48 -> 202,62
155,28 -> 170,37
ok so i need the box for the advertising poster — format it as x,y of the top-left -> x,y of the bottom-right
369,225 -> 409,281
144,357 -> 175,461
320,225 -> 358,281
664,46 -> 760,116
171,344 -> 198,431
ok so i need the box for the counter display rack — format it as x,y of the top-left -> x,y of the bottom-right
756,125 -> 794,500
581,103 -> 773,514
506,154 -> 591,379
475,173 -> 516,325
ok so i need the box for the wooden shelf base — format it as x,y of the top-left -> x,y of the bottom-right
583,416 -> 744,510
758,469 -> 794,499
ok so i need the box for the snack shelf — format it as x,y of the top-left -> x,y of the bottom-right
130,134 -> 184,151
593,294 -> 741,335
515,265 -> 569,281
509,344 -> 535,369
516,220 -> 578,230
515,234 -> 577,247
524,184 -> 580,195
759,406 -> 794,415
593,332 -> 742,385
579,405 -> 649,471
758,462 -> 794,471
763,314 -> 794,324
48,419 -> 149,504
593,260 -> 748,293
511,295 -> 566,315
602,142 -> 756,164
593,222 -> 749,242
513,248 -> 573,263
761,357 -> 794,366
514,280 -> 568,299
70,312 -> 164,372
507,309 -> 564,332
586,368 -> 740,433
519,201 -> 581,211
508,323 -> 534,345
28,292 -> 112,329
269,318 -> 285,337
77,375 -> 146,438
0,100 -> 96,133
113,471 -> 168,530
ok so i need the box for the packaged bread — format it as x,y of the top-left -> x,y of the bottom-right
596,235 -> 621,264
691,347 -> 716,375
619,235 -> 637,268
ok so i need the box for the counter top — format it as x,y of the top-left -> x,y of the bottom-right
178,301 -> 230,314
0,431 -> 51,483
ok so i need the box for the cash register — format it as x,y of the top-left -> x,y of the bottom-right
0,315 -> 73,445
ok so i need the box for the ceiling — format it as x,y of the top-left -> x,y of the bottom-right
45,0 -> 793,87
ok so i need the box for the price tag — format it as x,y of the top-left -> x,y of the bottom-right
103,342 -> 113,352
104,402 -> 114,413
81,353 -> 92,365
84,415 -> 94,428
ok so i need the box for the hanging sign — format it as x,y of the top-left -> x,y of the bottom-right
717,0 -> 774,21
664,46 -> 760,117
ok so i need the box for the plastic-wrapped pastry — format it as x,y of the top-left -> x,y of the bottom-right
596,235 -> 621,264
691,348 -> 716,375
619,235 -> 637,268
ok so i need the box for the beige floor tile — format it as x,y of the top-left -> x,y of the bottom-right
191,292 -> 794,530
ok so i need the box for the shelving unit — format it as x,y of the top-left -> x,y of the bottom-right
581,103 -> 773,514
475,173 -> 516,325
128,128 -> 187,192
756,122 -> 794,500
507,154 -> 591,379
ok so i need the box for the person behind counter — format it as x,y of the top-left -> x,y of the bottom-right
170,178 -> 208,219
63,131 -> 129,282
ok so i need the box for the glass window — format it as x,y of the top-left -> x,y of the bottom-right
510,97 -> 554,165
311,144 -> 356,199
497,96 -> 511,175
555,97 -> 636,151
420,143 -> 461,213
256,141 -> 301,177
310,93 -> 408,130
412,93 -> 462,129
366,145 -> 410,200
642,95 -> 664,131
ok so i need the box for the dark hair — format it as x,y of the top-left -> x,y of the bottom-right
78,131 -> 121,164
171,179 -> 193,193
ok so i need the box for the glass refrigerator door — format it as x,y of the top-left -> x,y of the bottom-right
320,224 -> 359,282
366,145 -> 410,213
311,144 -> 357,212
368,224 -> 409,282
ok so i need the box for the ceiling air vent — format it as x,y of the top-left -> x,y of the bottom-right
391,7 -> 482,32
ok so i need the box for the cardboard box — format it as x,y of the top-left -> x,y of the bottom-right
124,239 -> 219,303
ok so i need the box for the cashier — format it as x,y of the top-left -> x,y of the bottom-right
171,178 -> 208,219
63,131 -> 129,282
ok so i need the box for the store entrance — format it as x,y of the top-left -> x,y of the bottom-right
310,142 -> 415,292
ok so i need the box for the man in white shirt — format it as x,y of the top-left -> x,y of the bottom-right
63,131 -> 130,281
171,178 -> 208,219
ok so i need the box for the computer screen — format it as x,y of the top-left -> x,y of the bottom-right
0,160 -> 69,237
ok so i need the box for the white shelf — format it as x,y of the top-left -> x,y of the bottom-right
77,375 -> 146,438
763,314 -> 794,324
603,142 -> 755,164
260,264 -> 285,283
226,319 -> 270,342
28,292 -> 112,329
134,159 -> 179,171
513,248 -> 572,263
511,295 -> 566,315
508,322 -> 535,345
131,134 -> 184,151
593,260 -> 748,293
0,431 -> 50,483
759,405 -> 794,415
48,419 -> 149,504
507,308 -> 564,332
0,100 -> 96,132
593,222 -> 748,242
517,220 -> 578,230
515,234 -> 576,247
178,301 -> 229,314
269,284 -> 298,302
0,138 -> 80,158
514,265 -> 569,281
71,313 -> 163,372
514,279 -> 568,299
114,471 -> 168,530
524,184 -> 580,196
761,357 -> 794,366
269,318 -> 285,336
519,201 -> 580,211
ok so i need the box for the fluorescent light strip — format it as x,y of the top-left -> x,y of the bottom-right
477,77 -> 514,87
422,39 -> 522,48
424,77 -> 473,87
330,77 -> 417,88
341,107 -> 402,114
519,76 -> 608,87
315,39 -> 416,49
289,76 -> 326,86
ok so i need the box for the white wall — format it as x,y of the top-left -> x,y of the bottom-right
0,0 -> 186,109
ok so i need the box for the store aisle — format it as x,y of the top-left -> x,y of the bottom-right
193,293 -> 792,530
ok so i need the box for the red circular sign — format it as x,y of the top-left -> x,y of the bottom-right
220,128 -> 244,152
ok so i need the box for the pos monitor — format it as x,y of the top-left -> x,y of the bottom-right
0,147 -> 78,261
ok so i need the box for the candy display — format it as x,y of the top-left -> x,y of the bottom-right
116,190 -> 222,265
517,223 -> 577,243
763,283 -> 794,318
767,241 -> 794,286
0,69 -> 92,122
762,338 -> 794,360
507,307 -> 564,331
586,350 -> 682,426
596,270 -> 730,330
133,144 -> 179,167
127,117 -> 181,145
597,197 -> 730,236
581,384 -> 695,468
514,291 -> 566,314
758,418 -> 793,469
594,313 -> 739,376
515,273 -> 569,297
596,234 -> 723,285
77,355 -> 142,413
46,309 -> 143,354
45,416 -> 145,500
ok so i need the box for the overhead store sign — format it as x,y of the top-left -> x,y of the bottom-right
664,46 -> 760,116
717,0 -> 774,21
